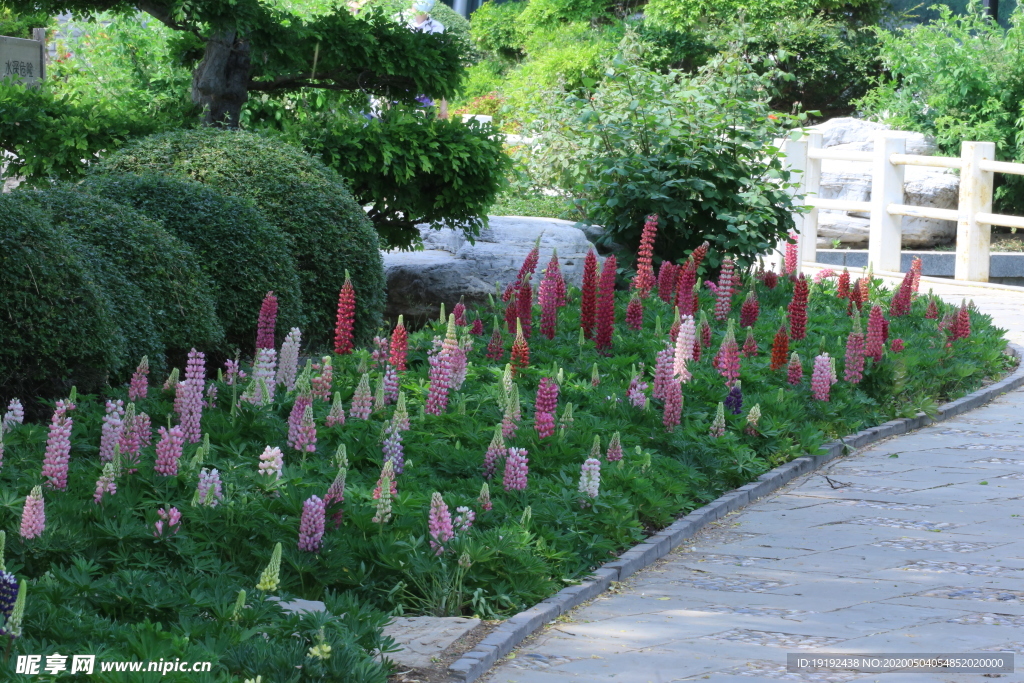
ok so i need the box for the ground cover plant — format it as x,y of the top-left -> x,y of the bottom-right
0,222 -> 1010,680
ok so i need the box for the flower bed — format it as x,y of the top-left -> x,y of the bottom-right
0,226 -> 1010,681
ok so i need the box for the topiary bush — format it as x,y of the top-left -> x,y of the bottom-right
0,194 -> 126,406
93,128 -> 386,348
82,173 -> 304,353
21,187 -> 224,369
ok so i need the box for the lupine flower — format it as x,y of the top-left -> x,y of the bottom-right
662,378 -> 683,432
93,462 -> 117,504
547,250 -> 567,308
811,353 -> 832,401
4,578 -> 25,638
626,294 -> 644,330
742,329 -> 758,357
501,281 -> 516,304
699,310 -> 712,348
503,447 -> 529,491
483,425 -> 505,478
277,328 -> 302,391
558,402 -> 575,434
153,506 -> 181,537
454,506 -> 475,532
350,373 -> 373,420
100,399 -> 125,463
890,338 -> 905,352
224,359 -> 245,386
389,315 -> 409,371
745,403 -> 761,435
0,570 -> 18,630
652,345 -> 674,400
154,425 -> 185,476
837,269 -> 850,299
910,256 -> 923,293
203,382 -> 218,409
324,465 -> 347,528
163,367 -> 180,393
844,314 -> 866,384
829,355 -> 838,385
118,406 -> 140,472
381,364 -> 399,405
739,290 -> 759,328
382,419 -> 404,475
539,271 -> 559,340
426,318 -> 457,414
627,372 -> 648,408
710,402 -> 726,438
676,258 -> 698,316
724,381 -> 743,415
784,232 -> 798,275
20,486 -> 45,539
859,275 -> 870,303
713,259 -> 735,322
952,300 -> 971,340
534,377 -> 559,438
866,305 -> 885,362
451,335 -> 470,391
128,356 -> 149,402
478,482 -> 493,512
256,542 -> 283,592
310,356 -> 332,401
428,492 -> 455,554
847,278 -> 864,314
712,321 -> 741,386
298,495 -> 326,552
606,432 -> 623,461
334,271 -> 356,354
591,363 -> 600,387
287,394 -> 312,449
813,268 -> 836,283
517,275 -> 533,339
787,352 -> 803,385
504,293 -> 518,334
453,297 -> 467,326
256,291 -> 278,350
514,236 -> 541,290
890,270 -> 914,317
658,261 -> 679,304
705,280 -> 718,294
925,298 -> 939,319
581,248 -> 598,339
578,457 -> 601,504
595,254 -> 617,352
761,269 -> 779,289
510,319 -> 530,374
632,214 -> 658,297
486,318 -> 504,361
294,405 -> 317,454
673,315 -> 696,381
2,398 -> 24,433
788,274 -> 809,340
372,376 -> 386,413
471,318 -> 484,335
372,461 -> 397,525
42,400 -> 73,490
257,445 -> 284,479
196,468 -> 224,507
502,384 -> 521,438
394,391 -> 410,431
690,240 -> 710,272
326,391 -> 346,427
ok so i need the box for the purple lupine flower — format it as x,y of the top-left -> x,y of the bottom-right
41,400 -> 73,490
578,457 -> 601,504
287,394 -> 313,450
20,486 -> 45,539
134,411 -> 151,448
652,345 -> 674,400
627,373 -> 648,408
180,349 -> 206,443
483,426 -> 505,479
205,383 -> 218,409
428,492 -> 454,555
324,465 -> 347,528
154,425 -> 185,476
128,356 -> 149,402
197,468 -> 224,507
93,463 -> 117,504
277,327 -> 302,391
0,571 -> 18,628
382,419 -> 404,475
258,446 -> 284,479
99,399 -> 125,463
724,381 -> 743,415
118,404 -> 142,474
383,364 -> 399,404
811,353 -> 832,402
371,335 -> 390,369
245,348 -> 277,406
503,447 -> 529,491
298,495 -> 326,552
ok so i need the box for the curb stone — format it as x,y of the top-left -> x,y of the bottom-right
447,343 -> 1024,683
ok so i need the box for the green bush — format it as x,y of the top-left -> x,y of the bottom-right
23,187 -> 224,368
0,194 -> 125,403
470,0 -> 527,59
644,0 -> 885,31
633,23 -> 717,73
518,0 -> 617,31
82,173 -> 305,353
362,0 -> 478,62
93,129 -> 386,347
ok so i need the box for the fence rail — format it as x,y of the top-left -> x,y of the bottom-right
777,130 -> 1024,282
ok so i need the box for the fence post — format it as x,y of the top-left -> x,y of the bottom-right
955,141 -> 996,282
868,133 -> 906,273
781,136 -> 809,274
799,131 -> 823,267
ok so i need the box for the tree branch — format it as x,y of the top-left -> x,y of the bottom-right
248,70 -> 416,93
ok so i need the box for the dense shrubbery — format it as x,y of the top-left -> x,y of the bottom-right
94,129 -> 387,347
82,174 -> 304,353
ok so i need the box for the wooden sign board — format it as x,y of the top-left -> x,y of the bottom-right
0,35 -> 45,86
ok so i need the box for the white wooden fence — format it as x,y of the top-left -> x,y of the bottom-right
779,131 -> 1024,282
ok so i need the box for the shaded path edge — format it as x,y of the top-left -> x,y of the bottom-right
447,343 -> 1024,682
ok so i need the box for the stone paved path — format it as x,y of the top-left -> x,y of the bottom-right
483,279 -> 1024,683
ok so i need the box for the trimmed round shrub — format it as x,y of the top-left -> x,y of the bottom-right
83,173 -> 304,353
0,193 -> 126,404
93,129 -> 387,348
21,187 -> 224,369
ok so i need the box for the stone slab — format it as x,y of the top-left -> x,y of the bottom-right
382,616 -> 480,670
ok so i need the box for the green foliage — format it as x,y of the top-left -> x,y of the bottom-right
856,2 -> 1024,215
469,0 -> 528,59
517,0 -> 618,31
93,128 -> 386,347
520,36 -> 803,268
0,4 -> 51,38
0,195 -> 125,404
644,0 -> 886,31
361,0 -> 478,63
82,173 -> 305,353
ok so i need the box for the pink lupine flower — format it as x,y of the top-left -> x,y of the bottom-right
866,305 -> 885,362
813,268 -> 837,283
42,400 -> 73,490
606,432 -> 623,461
224,359 -> 246,386
652,345 -> 674,400
350,373 -> 373,420
294,404 -> 317,454
712,321 -> 741,386
94,463 -> 116,504
662,378 -> 683,432
258,445 -> 284,479
134,411 -> 151,448
245,348 -> 277,406
202,380 -> 218,408
371,335 -> 391,369
534,377 -> 559,439
326,392 -> 346,427
277,327 -> 301,391
298,495 -> 326,552
713,259 -> 735,322
154,506 -> 181,537
578,458 -> 601,503
673,315 -> 695,382
256,291 -> 278,350
453,299 -> 467,327
426,317 -> 458,415
428,492 -> 455,554
128,356 -> 149,402
100,400 -> 125,464
2,398 -> 25,433
890,338 -> 905,352
478,482 -> 492,512
383,364 -> 399,404
787,352 -> 803,385
20,486 -> 45,539
197,468 -> 224,507
844,315 -> 866,384
390,316 -> 409,371
784,232 -> 798,275
454,506 -> 475,532
179,349 -> 206,443
503,447 -> 529,491
627,373 -> 648,408
450,337 -> 469,391
704,280 -> 718,294
382,419 -> 404,475
709,402 -> 726,438
483,426 -> 505,479
811,353 -> 832,401
288,394 -> 313,449
154,425 -> 185,476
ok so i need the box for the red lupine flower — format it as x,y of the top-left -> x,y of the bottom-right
333,272 -> 356,355
742,329 -> 758,357
389,315 -> 408,371
501,281 -> 516,303
534,377 -> 559,439
595,254 -> 617,353
471,318 -> 484,335
692,334 -> 702,362
662,378 -> 683,432
511,319 -> 530,374
844,314 -> 866,384
761,270 -> 779,289
866,305 -> 885,362
925,298 -> 939,319
770,324 -> 789,371
881,314 -> 890,342
517,275 -> 533,339
626,294 -> 643,330
713,259 -> 736,322
691,241 -> 710,272
889,270 -> 914,317
658,262 -> 679,303
514,236 -> 541,290
788,274 -> 809,340
890,338 -> 905,352
453,297 -> 467,326
837,269 -> 850,299
632,214 -> 658,297
787,352 -> 803,385
486,318 -> 504,361
256,291 -> 278,351
952,300 -> 971,340
739,289 -> 759,328
581,249 -> 598,339
847,277 -> 864,315
504,292 -> 518,334
699,312 -> 712,348
675,258 -> 698,316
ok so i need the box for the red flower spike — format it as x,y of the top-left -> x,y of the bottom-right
890,338 -> 905,352
837,269 -> 850,299
952,301 -> 971,340
866,305 -> 885,362
453,297 -> 467,326
471,318 -> 484,335
539,267 -> 559,340
595,254 -> 617,352
504,294 -> 518,334
889,270 -> 914,317
692,335 -> 702,362
486,319 -> 504,361
514,236 -> 541,290
762,270 -> 778,290
545,251 -> 567,308
501,281 -> 516,303
739,290 -> 760,328
881,314 -> 890,342
256,291 -> 278,351
626,294 -> 644,330
675,258 -> 698,316
788,274 -> 809,340
925,298 -> 939,319
517,275 -> 533,339
787,352 -> 803,385
389,315 -> 408,371
713,259 -> 736,322
632,214 -> 658,297
658,262 -> 679,303
699,314 -> 712,348
742,329 -> 758,357
770,324 -> 789,371
510,319 -> 529,374
690,241 -> 710,273
581,249 -> 598,339
333,273 -> 356,355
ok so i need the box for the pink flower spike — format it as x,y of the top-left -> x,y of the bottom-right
128,357 -> 150,402
20,486 -> 45,539
811,353 -> 832,401
428,492 -> 455,555
154,425 -> 185,476
298,495 -> 326,552
41,400 -> 73,490
503,447 -> 529,491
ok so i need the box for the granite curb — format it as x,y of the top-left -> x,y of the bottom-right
446,343 -> 1024,683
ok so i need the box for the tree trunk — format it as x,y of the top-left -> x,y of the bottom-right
192,30 -> 252,128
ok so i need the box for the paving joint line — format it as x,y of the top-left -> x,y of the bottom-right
447,343 -> 1024,683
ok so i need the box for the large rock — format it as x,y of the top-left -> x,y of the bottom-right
815,117 -> 938,156
383,216 -> 597,322
382,616 -> 480,670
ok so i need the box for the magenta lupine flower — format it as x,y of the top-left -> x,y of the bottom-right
866,305 -> 885,362
326,392 -> 346,427
704,280 -> 718,294
128,356 -> 149,402
534,377 -> 559,439
787,352 -> 803,385
20,486 -> 45,539
652,345 -> 674,400
710,402 -> 726,438
450,339 -> 468,391
99,399 -> 125,464
811,353 -> 832,401
713,259 -> 735,322
288,394 -> 313,449
627,373 -> 648,408
478,482 -> 492,512
890,338 -> 905,352
177,349 -> 206,443
154,425 -> 185,476
350,374 -> 372,420
606,432 -> 623,461
428,492 -> 455,554
294,404 -> 317,454
712,322 -> 741,386
277,327 -> 301,391
454,506 -> 475,532
258,445 -> 285,479
154,506 -> 181,537
2,398 -> 25,433
41,400 -> 73,490
673,315 -> 696,382
382,419 -> 404,475
298,495 -> 326,552
311,356 -> 333,401
94,463 -> 117,504
224,359 -> 245,386
844,316 -> 866,384
662,378 -> 683,432
256,291 -> 278,351
483,426 -> 505,479
197,468 -> 224,507
784,232 -> 798,275
503,447 -> 529,491
578,458 -> 601,503
427,316 -> 459,415
383,364 -> 399,404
